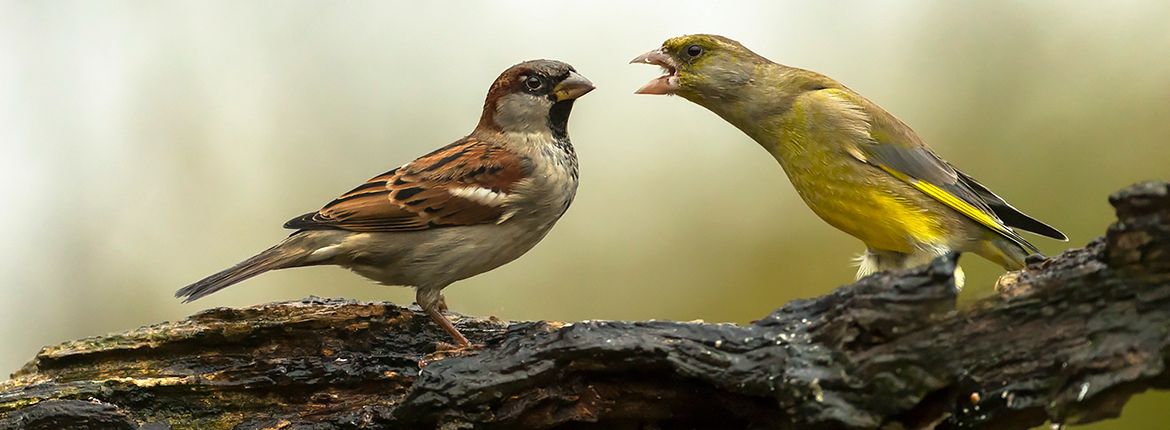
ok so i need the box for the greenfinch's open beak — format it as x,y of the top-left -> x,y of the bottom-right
630,49 -> 679,95
553,71 -> 595,102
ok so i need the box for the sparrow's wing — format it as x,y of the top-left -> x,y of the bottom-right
817,88 -> 1046,253
284,137 -> 530,232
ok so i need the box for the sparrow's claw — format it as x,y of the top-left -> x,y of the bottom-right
418,342 -> 484,368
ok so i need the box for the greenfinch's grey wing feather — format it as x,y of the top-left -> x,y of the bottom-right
857,135 -> 996,216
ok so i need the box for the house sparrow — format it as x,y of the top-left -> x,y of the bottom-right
632,35 -> 1065,287
177,59 -> 594,346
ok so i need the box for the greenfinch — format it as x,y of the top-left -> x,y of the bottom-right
632,34 -> 1065,286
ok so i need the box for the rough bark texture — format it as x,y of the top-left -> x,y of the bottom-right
2,181 -> 1169,430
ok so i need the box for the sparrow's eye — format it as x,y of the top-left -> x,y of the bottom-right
685,44 -> 704,58
524,76 -> 543,91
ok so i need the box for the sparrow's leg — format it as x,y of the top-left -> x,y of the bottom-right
417,287 -> 469,346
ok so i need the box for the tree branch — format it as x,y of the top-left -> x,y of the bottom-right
3,182 -> 1169,430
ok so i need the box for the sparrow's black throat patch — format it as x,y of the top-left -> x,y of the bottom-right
548,100 -> 574,141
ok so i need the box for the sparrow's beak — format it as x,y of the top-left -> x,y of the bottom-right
554,71 -> 595,102
630,48 -> 679,95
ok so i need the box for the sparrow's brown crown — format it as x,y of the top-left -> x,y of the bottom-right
477,60 -> 593,136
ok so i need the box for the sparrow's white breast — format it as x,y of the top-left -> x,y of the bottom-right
504,132 -> 579,223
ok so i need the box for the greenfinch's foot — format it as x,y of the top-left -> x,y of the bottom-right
994,271 -> 1026,297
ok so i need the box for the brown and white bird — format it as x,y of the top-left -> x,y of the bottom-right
176,59 -> 594,346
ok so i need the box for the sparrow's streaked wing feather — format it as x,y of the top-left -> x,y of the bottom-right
284,137 -> 530,232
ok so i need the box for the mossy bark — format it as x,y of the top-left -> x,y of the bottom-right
2,181 -> 1169,430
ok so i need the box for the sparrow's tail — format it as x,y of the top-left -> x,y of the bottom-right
175,233 -> 324,302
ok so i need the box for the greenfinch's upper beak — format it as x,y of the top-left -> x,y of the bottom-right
553,71 -> 595,102
630,48 -> 679,95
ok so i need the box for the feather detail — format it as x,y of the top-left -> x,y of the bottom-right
818,88 -> 1056,252
447,186 -> 510,207
284,137 -> 531,233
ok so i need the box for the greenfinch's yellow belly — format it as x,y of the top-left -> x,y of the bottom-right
768,135 -> 948,254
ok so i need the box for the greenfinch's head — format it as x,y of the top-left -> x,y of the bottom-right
631,34 -> 765,101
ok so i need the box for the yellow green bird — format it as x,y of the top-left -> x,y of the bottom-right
631,34 -> 1066,286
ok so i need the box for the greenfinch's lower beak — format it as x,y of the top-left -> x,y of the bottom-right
554,71 -> 595,102
630,49 -> 679,95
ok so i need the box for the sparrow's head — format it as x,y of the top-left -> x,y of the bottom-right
631,34 -> 766,103
478,59 -> 594,137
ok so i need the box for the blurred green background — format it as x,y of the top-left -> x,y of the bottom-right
2,1 -> 1168,427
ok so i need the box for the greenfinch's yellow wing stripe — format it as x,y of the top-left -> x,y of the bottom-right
875,164 -> 1039,253
875,164 -> 1005,234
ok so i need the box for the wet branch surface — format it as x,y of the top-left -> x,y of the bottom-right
2,181 -> 1169,430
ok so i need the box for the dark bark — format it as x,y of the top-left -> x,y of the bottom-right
2,181 -> 1169,430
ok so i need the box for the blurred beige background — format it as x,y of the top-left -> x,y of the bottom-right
2,1 -> 1168,427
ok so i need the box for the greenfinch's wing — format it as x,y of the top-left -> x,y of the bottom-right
858,137 -> 1040,252
821,89 -> 1043,253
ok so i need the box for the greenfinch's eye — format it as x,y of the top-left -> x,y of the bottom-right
685,44 -> 703,58
524,76 -> 543,91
